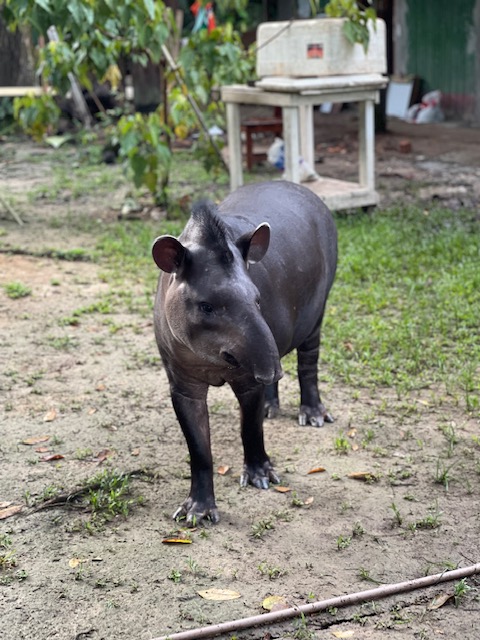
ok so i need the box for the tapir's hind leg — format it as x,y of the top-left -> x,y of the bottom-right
297,322 -> 334,427
264,381 -> 279,418
231,380 -> 281,489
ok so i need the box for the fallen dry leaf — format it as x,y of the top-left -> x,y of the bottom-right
332,631 -> 355,639
428,592 -> 454,610
95,449 -> 113,463
262,595 -> 289,611
131,448 -> 140,457
304,496 -> 314,505
352,444 -> 359,452
0,505 -> 23,519
307,466 -> 326,474
35,446 -> 50,453
68,558 -> 87,569
0,501 -> 12,509
43,409 -> 57,422
197,588 -> 241,601
274,486 -> 291,493
347,428 -> 357,438
22,435 -> 50,446
217,465 -> 230,475
347,472 -> 379,482
39,453 -> 65,462
87,408 -> 97,415
162,537 -> 192,545
96,382 -> 106,391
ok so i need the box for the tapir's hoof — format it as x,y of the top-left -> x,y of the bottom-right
173,498 -> 219,527
298,404 -> 334,428
240,461 -> 280,489
264,400 -> 280,419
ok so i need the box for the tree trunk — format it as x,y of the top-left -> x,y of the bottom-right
0,19 -> 36,86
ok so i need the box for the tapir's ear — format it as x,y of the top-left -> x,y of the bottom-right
236,222 -> 270,264
152,235 -> 187,273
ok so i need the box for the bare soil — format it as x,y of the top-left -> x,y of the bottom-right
1,116 -> 480,640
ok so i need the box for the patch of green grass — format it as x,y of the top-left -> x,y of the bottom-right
26,147 -> 125,204
336,534 -> 352,550
333,432 -> 350,454
58,297 -> 113,326
251,518 -> 275,539
258,561 -> 286,580
83,469 -> 140,530
0,534 -> 17,572
320,206 -> 480,400
47,335 -> 79,351
434,459 -> 455,491
453,578 -> 472,606
414,503 -> 442,530
3,281 -> 32,299
168,568 -> 182,583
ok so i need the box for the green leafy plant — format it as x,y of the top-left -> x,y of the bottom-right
251,518 -> 275,539
323,1 -> 377,52
453,578 -> 471,607
168,568 -> 182,583
0,534 -> 17,569
115,110 -> 172,205
13,93 -> 61,141
4,0 -> 254,204
3,0 -> 172,93
336,534 -> 352,550
334,432 -> 350,454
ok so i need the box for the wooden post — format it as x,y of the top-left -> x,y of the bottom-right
299,103 -> 315,168
225,102 -> 243,190
358,99 -> 375,190
282,106 -> 300,183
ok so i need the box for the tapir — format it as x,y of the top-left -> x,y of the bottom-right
152,180 -> 337,524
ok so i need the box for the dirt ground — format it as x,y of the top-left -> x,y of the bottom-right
1,115 -> 480,640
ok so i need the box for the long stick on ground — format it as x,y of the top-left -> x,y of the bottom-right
151,563 -> 480,640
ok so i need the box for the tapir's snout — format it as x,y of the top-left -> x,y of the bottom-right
254,364 -> 284,386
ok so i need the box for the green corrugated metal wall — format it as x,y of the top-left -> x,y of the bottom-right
406,0 -> 476,118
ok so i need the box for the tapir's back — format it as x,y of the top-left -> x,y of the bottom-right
218,181 -> 337,355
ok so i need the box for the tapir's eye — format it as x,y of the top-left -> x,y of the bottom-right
199,302 -> 214,315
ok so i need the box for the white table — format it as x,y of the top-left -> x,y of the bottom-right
221,74 -> 388,210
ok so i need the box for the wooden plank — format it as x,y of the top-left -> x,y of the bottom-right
304,177 -> 380,210
226,102 -> 243,190
255,74 -> 387,92
0,86 -> 45,97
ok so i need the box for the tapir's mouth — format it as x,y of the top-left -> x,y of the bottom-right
221,351 -> 241,369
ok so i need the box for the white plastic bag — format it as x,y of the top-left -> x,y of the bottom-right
267,137 -> 285,170
267,138 -> 319,182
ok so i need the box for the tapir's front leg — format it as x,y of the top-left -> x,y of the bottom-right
170,382 -> 218,525
231,381 -> 281,489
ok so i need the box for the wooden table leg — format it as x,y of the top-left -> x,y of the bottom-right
299,104 -> 315,169
282,106 -> 300,184
358,100 -> 375,191
226,102 -> 243,190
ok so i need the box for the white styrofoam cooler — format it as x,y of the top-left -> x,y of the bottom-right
256,18 -> 386,78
